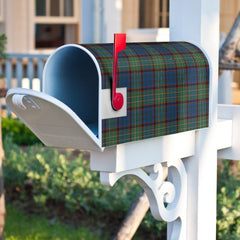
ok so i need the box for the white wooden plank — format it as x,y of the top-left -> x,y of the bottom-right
218,104 -> 240,160
170,0 -> 220,239
216,119 -> 232,150
101,88 -> 127,120
90,130 -> 195,172
6,88 -> 103,152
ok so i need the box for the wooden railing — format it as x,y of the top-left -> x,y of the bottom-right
0,53 -> 49,91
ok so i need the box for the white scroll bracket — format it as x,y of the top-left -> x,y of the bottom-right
100,159 -> 187,240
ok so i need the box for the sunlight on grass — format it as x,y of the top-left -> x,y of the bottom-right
4,205 -> 102,240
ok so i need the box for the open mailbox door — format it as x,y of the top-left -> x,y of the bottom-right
6,88 -> 103,151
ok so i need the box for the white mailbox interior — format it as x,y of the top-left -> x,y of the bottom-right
43,45 -> 100,136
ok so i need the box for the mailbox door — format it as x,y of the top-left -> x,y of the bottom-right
6,88 -> 103,151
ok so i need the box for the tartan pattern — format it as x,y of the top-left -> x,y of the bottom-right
82,42 -> 209,147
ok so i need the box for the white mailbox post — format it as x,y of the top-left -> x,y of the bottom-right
6,0 -> 240,239
170,0 -> 220,239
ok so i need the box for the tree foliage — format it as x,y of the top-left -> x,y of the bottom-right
0,34 -> 6,60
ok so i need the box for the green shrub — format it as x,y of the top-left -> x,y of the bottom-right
3,137 -> 139,215
217,160 -> 240,239
3,135 -> 166,238
2,115 -> 167,238
0,33 -> 7,60
2,117 -> 41,145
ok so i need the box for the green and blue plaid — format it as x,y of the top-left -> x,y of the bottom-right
83,42 -> 209,147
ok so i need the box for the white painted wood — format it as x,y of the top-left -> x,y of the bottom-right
93,0 -> 103,43
102,0 -> 122,43
126,28 -> 169,42
170,0 -> 219,239
218,70 -> 233,104
101,88 -> 127,119
6,88 -> 103,151
90,130 -> 195,172
218,104 -> 240,160
100,160 -> 187,238
216,119 -> 232,150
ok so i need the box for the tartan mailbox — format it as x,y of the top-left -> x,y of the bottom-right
6,39 -> 210,155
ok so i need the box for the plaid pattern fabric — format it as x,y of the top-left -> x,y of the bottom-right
82,42 -> 209,147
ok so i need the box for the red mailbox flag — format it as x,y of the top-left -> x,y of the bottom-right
112,33 -> 126,111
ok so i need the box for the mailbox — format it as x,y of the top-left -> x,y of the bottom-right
6,40 -> 209,152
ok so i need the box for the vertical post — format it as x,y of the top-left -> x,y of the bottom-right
5,59 -> 12,89
170,0 -> 219,239
16,58 -> 23,88
218,71 -> 233,104
37,58 -> 44,91
94,0 -> 102,43
27,58 -> 34,90
81,0 -> 96,43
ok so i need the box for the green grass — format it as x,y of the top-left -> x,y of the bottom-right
4,205 -> 104,240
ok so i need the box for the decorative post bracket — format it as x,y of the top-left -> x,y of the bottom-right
100,159 -> 187,239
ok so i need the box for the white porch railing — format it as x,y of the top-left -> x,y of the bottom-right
0,53 -> 49,114
0,53 -> 49,91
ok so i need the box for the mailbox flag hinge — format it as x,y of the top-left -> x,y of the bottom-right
112,33 -> 126,111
